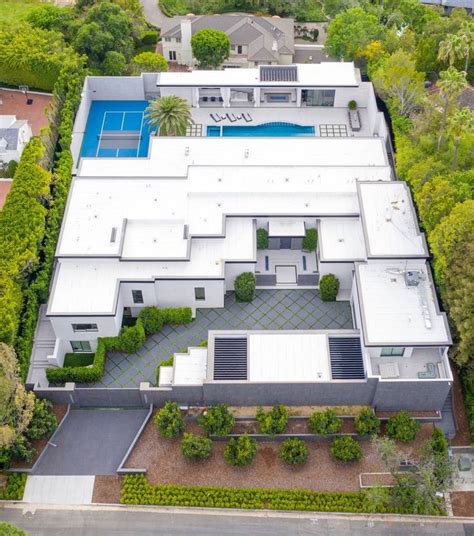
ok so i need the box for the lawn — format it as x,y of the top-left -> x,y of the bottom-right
63,352 -> 95,368
0,0 -> 53,26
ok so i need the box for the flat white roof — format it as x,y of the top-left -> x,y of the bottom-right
173,348 -> 208,385
319,218 -> 366,261
249,333 -> 330,381
356,262 -> 451,346
78,137 -> 388,178
358,182 -> 428,258
269,219 -> 305,237
121,220 -> 188,259
157,63 -> 359,87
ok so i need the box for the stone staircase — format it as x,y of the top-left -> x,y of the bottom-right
439,389 -> 457,440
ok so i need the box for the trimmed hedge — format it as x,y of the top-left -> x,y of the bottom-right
139,306 -> 164,336
256,228 -> 269,250
120,474 -> 413,513
234,272 -> 256,302
0,472 -> 27,500
319,274 -> 340,301
302,228 -> 317,251
46,306 -> 192,384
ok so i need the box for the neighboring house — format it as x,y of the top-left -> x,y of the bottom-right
0,115 -> 32,165
420,0 -> 473,13
161,14 -> 294,68
31,63 -> 453,415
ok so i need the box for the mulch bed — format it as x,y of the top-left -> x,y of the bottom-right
450,363 -> 471,446
116,412 -> 434,495
360,472 -> 395,487
93,475 -> 122,504
10,404 -> 68,470
232,418 -> 355,435
451,492 -> 474,517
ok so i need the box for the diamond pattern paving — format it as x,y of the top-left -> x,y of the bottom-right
91,290 -> 353,388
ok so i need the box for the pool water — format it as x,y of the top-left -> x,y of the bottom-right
80,100 -> 152,158
207,122 -> 315,137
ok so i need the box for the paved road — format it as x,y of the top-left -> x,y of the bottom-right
140,0 -> 168,28
1,506 -> 473,536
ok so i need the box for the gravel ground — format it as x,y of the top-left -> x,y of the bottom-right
122,413 -> 434,493
451,491 -> 474,516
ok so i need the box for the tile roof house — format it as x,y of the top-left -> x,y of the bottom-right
161,14 -> 295,68
0,115 -> 32,165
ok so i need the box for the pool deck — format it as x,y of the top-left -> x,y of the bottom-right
191,106 -> 372,137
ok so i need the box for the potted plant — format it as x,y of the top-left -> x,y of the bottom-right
348,100 -> 357,111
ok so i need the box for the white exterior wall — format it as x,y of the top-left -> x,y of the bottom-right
163,39 -> 184,64
155,279 -> 225,308
160,86 -> 194,106
49,315 -> 121,347
334,85 -> 369,108
120,282 -> 157,308
319,262 -> 354,290
225,263 -> 256,291
86,76 -> 145,101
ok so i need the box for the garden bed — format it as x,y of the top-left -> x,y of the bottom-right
231,417 -> 356,436
10,404 -> 67,470
93,475 -> 122,504
451,491 -> 474,517
117,412 -> 434,495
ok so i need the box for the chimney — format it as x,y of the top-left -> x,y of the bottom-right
180,18 -> 193,67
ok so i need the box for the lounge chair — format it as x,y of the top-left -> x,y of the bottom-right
220,114 -> 227,120
242,112 -> 252,123
227,113 -> 237,123
202,96 -> 208,103
210,113 -> 222,123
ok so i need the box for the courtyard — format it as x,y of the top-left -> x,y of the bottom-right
92,289 -> 353,388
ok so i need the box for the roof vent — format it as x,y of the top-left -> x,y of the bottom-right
110,227 -> 117,243
405,270 -> 423,287
244,149 -> 249,158
185,146 -> 190,156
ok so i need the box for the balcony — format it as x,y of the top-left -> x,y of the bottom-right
256,249 -> 319,288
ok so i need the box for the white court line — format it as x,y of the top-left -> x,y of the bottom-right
98,110 -> 145,158
136,111 -> 146,157
96,110 -> 108,158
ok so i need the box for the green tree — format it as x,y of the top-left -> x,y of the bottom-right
73,22 -> 114,64
325,7 -> 385,61
145,96 -> 193,136
131,52 -> 168,74
436,67 -> 466,149
180,433 -> 212,461
0,344 -> 35,452
198,404 -> 234,436
191,29 -> 230,69
372,50 -> 424,116
0,522 -> 26,536
430,200 -> 474,289
438,33 -> 470,69
457,21 -> 474,73
154,401 -> 184,438
26,5 -> 73,33
447,107 -> 474,169
102,51 -> 127,75
224,434 -> 257,467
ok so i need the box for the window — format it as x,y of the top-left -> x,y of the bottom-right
176,38 -> 181,43
194,287 -> 205,301
71,341 -> 92,353
164,37 -> 171,42
169,51 -> 177,61
381,347 -> 405,357
132,290 -> 144,304
72,323 -> 98,332
302,89 -> 335,107
237,45 -> 243,54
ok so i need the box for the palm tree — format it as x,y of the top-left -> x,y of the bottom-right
436,67 -> 466,150
438,34 -> 468,68
458,21 -> 474,73
145,96 -> 193,136
447,107 -> 474,169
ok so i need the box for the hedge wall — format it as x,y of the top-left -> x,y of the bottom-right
121,474 -> 413,514
0,26 -> 81,92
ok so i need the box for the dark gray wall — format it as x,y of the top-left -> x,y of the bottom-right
372,380 -> 451,411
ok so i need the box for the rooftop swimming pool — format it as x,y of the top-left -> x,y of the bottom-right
80,101 -> 152,158
207,122 -> 315,137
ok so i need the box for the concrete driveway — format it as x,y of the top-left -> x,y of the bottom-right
33,408 -> 148,476
140,0 -> 168,28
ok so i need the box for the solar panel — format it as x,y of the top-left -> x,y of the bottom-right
260,65 -> 298,82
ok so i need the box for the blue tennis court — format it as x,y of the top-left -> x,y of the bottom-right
80,101 -> 152,158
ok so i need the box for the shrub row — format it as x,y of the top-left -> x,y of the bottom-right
121,474 -> 411,513
46,306 -> 192,384
0,473 -> 27,500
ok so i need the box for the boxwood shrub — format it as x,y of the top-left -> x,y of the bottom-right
279,438 -> 309,465
308,409 -> 342,435
120,474 -> 414,513
256,405 -> 288,436
354,407 -> 380,436
25,398 -> 58,441
234,272 -> 256,302
386,411 -> 420,442
224,434 -> 257,467
330,436 -> 363,462
154,401 -> 185,439
181,433 -> 213,461
198,404 -> 235,436
138,306 -> 164,336
302,228 -> 317,251
319,274 -> 340,301
0,472 -> 27,500
161,307 -> 193,325
256,228 -> 269,249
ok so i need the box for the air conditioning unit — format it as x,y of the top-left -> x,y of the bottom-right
405,270 -> 423,287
